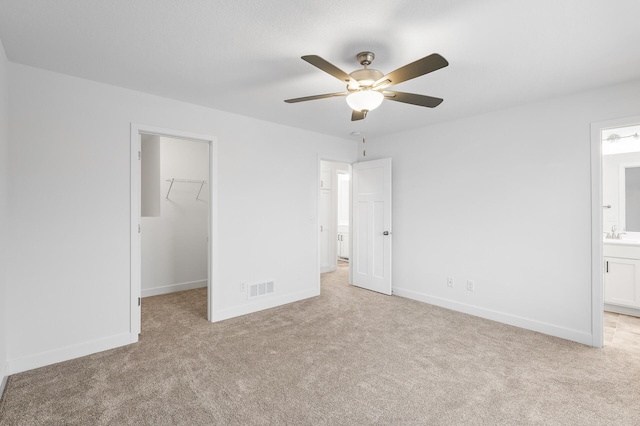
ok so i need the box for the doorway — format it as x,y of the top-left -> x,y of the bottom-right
130,124 -> 217,341
318,157 -> 393,295
591,116 -> 640,348
319,160 -> 352,284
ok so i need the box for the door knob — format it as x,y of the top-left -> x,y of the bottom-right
383,231 -> 389,235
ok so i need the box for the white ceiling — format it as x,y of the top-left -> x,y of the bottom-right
1,0 -> 640,140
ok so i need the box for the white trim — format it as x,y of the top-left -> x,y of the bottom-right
320,266 -> 337,274
591,115 -> 640,348
130,126 -> 141,341
316,156 -> 321,294
142,280 -> 207,298
604,303 -> 640,317
7,333 -> 133,375
208,141 -> 218,322
212,288 -> 319,322
0,360 -> 7,397
0,374 -> 7,400
130,123 -> 217,337
591,121 -> 604,348
393,287 -> 592,346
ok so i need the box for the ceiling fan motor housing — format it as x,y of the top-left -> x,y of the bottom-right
348,68 -> 384,89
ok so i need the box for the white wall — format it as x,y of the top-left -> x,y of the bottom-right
141,137 -> 209,297
362,79 -> 640,345
603,151 -> 640,234
0,38 -> 9,388
6,63 -> 357,373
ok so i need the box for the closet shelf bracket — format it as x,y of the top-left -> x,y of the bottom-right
165,178 -> 207,200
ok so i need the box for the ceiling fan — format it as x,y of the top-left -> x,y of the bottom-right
284,51 -> 449,121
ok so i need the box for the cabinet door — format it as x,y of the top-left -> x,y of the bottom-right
341,233 -> 349,259
604,257 -> 640,308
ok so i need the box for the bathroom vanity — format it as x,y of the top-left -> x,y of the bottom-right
604,239 -> 640,317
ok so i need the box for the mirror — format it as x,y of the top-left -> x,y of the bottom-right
620,164 -> 640,232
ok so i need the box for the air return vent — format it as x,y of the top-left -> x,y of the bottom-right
248,281 -> 275,299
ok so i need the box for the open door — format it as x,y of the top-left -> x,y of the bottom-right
352,158 -> 392,294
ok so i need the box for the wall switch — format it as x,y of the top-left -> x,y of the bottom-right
467,280 -> 475,291
447,277 -> 454,287
240,281 -> 247,292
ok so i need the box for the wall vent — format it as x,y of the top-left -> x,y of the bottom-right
248,281 -> 275,299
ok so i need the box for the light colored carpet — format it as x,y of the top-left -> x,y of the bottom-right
1,266 -> 640,425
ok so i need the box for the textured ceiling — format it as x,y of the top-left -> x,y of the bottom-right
1,0 -> 640,140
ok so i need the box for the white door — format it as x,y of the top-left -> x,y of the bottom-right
352,158 -> 392,294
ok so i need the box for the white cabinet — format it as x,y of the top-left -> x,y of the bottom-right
337,232 -> 349,259
604,256 -> 640,308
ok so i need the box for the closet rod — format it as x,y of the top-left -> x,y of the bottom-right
165,178 -> 206,200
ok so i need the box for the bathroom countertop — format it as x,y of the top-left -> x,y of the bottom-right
603,238 -> 640,246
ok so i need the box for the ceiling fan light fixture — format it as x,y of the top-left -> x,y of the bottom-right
346,91 -> 384,112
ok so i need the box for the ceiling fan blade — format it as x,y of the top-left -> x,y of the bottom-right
351,110 -> 366,121
373,53 -> 448,90
383,91 -> 443,108
302,55 -> 360,88
284,92 -> 347,103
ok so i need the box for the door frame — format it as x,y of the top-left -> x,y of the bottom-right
130,123 -> 217,341
590,114 -> 640,348
317,158 -> 353,291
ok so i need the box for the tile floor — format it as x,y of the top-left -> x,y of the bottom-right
604,311 -> 640,350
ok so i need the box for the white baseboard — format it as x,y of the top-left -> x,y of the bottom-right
0,373 -> 7,400
320,266 -> 337,273
212,288 -> 319,322
393,287 -> 593,346
142,279 -> 207,298
7,332 -> 134,375
605,303 -> 640,317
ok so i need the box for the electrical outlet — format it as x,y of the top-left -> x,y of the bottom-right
447,277 -> 454,287
240,281 -> 247,292
467,280 -> 475,291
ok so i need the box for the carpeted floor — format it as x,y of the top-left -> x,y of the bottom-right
1,265 -> 640,425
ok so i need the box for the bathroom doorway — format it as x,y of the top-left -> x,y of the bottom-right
593,117 -> 640,349
319,160 -> 352,285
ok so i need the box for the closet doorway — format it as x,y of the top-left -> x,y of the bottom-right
130,124 -> 217,340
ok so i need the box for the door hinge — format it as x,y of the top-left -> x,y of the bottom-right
138,297 -> 141,307
138,224 -> 141,233
138,151 -> 141,160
